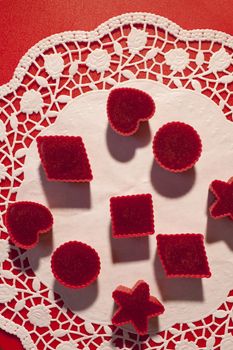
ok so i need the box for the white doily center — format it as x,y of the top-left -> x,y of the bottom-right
18,80 -> 233,332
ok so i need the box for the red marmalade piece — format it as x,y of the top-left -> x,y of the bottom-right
107,87 -> 155,136
51,241 -> 101,289
112,280 -> 164,335
209,179 -> 233,219
153,122 -> 202,173
110,194 -> 154,238
5,201 -> 53,249
37,135 -> 93,182
156,234 -> 211,278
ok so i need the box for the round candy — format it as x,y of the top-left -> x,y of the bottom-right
51,241 -> 101,289
153,121 -> 202,172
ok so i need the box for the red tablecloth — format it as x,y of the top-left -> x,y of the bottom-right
0,0 -> 232,348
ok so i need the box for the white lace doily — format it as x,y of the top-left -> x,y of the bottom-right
0,12 -> 233,350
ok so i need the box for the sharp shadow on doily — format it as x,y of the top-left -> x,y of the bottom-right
109,224 -> 149,263
106,122 -> 151,163
26,228 -> 54,271
53,279 -> 98,311
206,190 -> 233,250
153,252 -> 204,301
150,161 -> 196,198
39,165 -> 91,208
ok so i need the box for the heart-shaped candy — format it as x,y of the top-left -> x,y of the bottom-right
5,201 -> 53,249
107,87 -> 155,136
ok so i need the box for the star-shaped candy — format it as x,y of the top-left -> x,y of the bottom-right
209,179 -> 233,219
112,280 -> 164,335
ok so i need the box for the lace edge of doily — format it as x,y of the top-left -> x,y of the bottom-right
0,315 -> 34,350
1,11 -> 233,97
1,12 -> 233,349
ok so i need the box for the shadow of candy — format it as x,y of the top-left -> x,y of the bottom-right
150,161 -> 196,198
109,224 -> 150,263
39,164 -> 91,209
106,121 -> 152,163
27,228 -> 54,271
53,278 -> 99,312
153,252 -> 204,301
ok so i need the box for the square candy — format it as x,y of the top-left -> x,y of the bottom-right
110,194 -> 154,238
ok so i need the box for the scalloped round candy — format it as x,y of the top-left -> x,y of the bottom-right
153,122 -> 202,172
51,241 -> 101,289
5,201 -> 53,249
107,87 -> 155,136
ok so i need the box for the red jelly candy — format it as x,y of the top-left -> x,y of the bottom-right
156,234 -> 211,278
37,135 -> 93,182
209,179 -> 233,220
112,280 -> 164,335
110,194 -> 154,238
51,241 -> 101,289
5,201 -> 53,249
153,122 -> 202,172
107,87 -> 155,136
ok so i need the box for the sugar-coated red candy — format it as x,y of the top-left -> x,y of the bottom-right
112,280 -> 164,335
107,87 -> 155,136
110,194 -> 154,238
209,179 -> 233,220
5,201 -> 53,249
153,122 -> 202,172
37,135 -> 93,182
156,234 -> 211,278
51,241 -> 101,289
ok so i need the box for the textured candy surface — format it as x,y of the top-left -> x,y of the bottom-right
112,280 -> 165,335
156,234 -> 211,278
110,194 -> 154,238
51,241 -> 101,289
5,201 -> 53,249
153,122 -> 202,172
209,179 -> 233,220
107,87 -> 155,136
37,135 -> 93,182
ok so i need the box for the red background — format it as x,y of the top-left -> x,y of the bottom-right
0,0 -> 232,348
